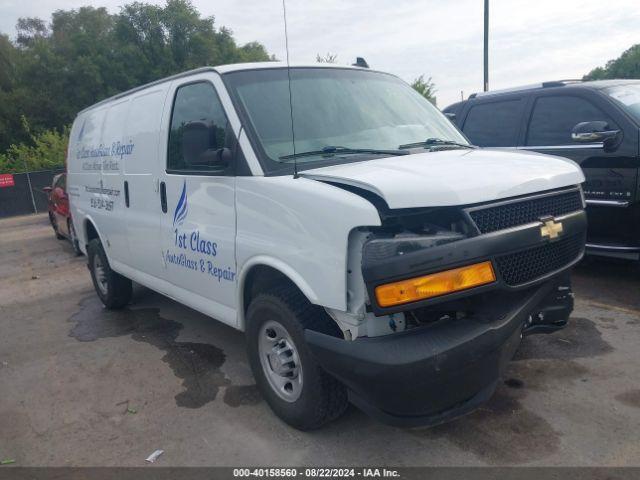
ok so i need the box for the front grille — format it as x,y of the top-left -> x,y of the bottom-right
496,234 -> 584,286
470,190 -> 583,234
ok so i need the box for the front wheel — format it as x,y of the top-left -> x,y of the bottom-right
246,286 -> 348,430
87,239 -> 132,309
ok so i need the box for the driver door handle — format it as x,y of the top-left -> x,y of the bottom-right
160,181 -> 167,213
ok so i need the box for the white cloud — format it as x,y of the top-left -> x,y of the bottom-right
1,0 -> 639,106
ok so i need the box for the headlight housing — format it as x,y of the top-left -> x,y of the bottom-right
363,231 -> 465,264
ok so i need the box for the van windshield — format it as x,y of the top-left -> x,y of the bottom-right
223,67 -> 468,174
603,83 -> 640,124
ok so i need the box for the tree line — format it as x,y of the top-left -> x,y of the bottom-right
584,44 -> 640,80
0,0 -> 271,173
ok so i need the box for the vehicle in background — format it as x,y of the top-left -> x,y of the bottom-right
43,173 -> 81,255
68,63 -> 586,430
444,80 -> 640,263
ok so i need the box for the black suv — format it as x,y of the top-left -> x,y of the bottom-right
444,80 -> 640,262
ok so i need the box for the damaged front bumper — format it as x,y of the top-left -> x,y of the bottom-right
306,274 -> 573,428
307,190 -> 586,427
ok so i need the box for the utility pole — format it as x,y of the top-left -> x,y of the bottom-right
483,0 -> 489,92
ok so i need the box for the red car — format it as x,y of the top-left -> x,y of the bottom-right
43,173 -> 81,255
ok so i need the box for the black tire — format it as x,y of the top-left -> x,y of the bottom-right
68,219 -> 82,256
246,286 -> 348,430
87,238 -> 132,309
50,213 -> 64,240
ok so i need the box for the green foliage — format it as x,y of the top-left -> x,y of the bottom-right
0,34 -> 17,90
411,75 -> 437,106
584,44 -> 640,80
0,0 -> 271,155
0,117 -> 69,173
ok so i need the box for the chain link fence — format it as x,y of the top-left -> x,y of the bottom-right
0,169 -> 65,218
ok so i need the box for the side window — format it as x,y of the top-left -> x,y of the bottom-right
463,99 -> 525,147
167,82 -> 234,174
54,175 -> 66,190
526,95 -> 617,146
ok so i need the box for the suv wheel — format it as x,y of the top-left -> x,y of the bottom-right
87,239 -> 132,309
246,286 -> 348,430
50,213 -> 64,240
68,219 -> 82,256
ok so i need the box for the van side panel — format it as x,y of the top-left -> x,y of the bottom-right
97,98 -> 132,264
68,106 -> 109,252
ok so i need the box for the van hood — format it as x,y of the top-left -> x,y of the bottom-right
300,148 -> 585,209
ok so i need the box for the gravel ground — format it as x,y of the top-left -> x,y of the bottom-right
0,213 -> 639,467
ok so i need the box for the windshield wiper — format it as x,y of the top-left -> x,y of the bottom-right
398,138 -> 475,149
279,145 -> 409,161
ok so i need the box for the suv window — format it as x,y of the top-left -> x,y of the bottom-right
604,84 -> 640,124
167,82 -> 233,174
462,99 -> 525,147
54,174 -> 66,190
526,95 -> 616,146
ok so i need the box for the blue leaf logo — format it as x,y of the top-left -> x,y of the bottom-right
173,180 -> 188,227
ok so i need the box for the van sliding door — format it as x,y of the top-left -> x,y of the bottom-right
121,87 -> 172,279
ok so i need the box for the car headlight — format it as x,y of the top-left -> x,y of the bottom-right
362,231 -> 465,263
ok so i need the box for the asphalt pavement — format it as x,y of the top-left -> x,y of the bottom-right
0,213 -> 639,466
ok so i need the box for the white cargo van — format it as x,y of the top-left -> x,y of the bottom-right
68,63 -> 587,429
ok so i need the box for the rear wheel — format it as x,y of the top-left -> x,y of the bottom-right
87,239 -> 132,309
50,213 -> 64,240
246,286 -> 348,430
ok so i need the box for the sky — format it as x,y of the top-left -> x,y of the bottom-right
1,0 -> 640,108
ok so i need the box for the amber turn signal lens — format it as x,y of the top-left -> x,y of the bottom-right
375,261 -> 496,308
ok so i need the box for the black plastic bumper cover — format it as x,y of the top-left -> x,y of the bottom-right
305,280 -> 567,427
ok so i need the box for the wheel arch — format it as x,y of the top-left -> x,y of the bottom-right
83,216 -> 104,252
237,257 -> 321,331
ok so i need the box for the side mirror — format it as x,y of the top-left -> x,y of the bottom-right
182,121 -> 231,171
182,121 -> 212,166
571,121 -> 620,149
198,147 -> 232,170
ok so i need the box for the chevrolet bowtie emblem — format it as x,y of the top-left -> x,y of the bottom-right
540,218 -> 563,240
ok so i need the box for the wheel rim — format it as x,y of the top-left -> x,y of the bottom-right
93,254 -> 108,296
258,320 -> 303,402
